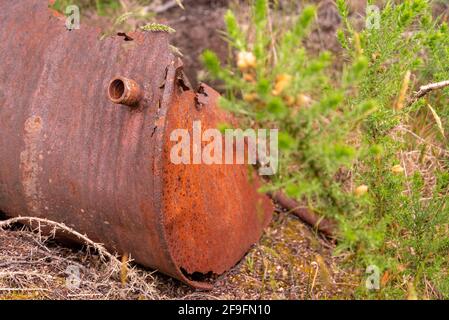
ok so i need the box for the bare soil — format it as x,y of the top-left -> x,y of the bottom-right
156,0 -> 231,88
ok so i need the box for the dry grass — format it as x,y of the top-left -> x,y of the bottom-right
200,210 -> 357,300
391,124 -> 449,197
0,211 -> 357,300
0,218 -> 162,300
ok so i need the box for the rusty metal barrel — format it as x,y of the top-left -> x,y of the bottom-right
0,1 -> 273,288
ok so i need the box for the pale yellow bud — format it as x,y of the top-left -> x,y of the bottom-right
391,165 -> 405,174
272,74 -> 292,96
297,93 -> 312,107
284,95 -> 296,106
355,185 -> 369,196
243,93 -> 258,103
243,73 -> 256,83
237,51 -> 257,70
395,70 -> 411,110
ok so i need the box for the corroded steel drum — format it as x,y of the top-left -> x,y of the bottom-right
0,1 -> 273,288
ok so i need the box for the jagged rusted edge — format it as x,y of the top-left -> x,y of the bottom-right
153,58 -> 214,290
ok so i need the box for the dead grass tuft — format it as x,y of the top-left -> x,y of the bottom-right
0,217 -> 162,300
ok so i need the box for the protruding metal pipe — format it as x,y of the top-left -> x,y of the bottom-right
108,76 -> 143,106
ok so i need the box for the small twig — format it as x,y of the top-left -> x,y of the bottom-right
269,192 -> 336,237
143,0 -> 182,14
32,247 -> 89,273
0,218 -> 160,299
0,288 -> 50,292
310,262 -> 319,297
0,217 -> 162,299
407,80 -> 449,107
267,5 -> 278,67
397,125 -> 449,156
0,271 -> 54,278
0,261 -> 37,268
0,217 -> 116,262
67,293 -> 103,298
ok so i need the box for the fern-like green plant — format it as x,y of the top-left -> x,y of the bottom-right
140,23 -> 176,33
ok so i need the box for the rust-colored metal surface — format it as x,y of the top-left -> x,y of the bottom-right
0,1 -> 273,288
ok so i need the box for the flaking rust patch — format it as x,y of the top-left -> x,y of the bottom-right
20,115 -> 44,215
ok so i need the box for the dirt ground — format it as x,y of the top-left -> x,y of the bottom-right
156,0 -> 231,88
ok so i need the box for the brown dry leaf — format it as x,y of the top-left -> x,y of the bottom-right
395,70 -> 411,110
427,104 -> 445,138
175,0 -> 185,10
243,73 -> 256,83
315,254 -> 332,286
272,74 -> 292,96
121,253 -> 129,286
407,281 -> 419,300
381,271 -> 390,287
397,264 -> 407,273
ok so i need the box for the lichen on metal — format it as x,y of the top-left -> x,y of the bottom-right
0,0 -> 273,288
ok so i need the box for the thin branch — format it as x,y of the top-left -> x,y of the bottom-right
0,217 -> 116,262
269,192 -> 336,237
0,288 -> 50,292
143,0 -> 182,14
0,217 -> 160,299
397,125 -> 449,156
267,5 -> 278,67
408,80 -> 449,107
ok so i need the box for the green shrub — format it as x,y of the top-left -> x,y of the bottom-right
204,0 -> 449,299
51,0 -> 120,15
